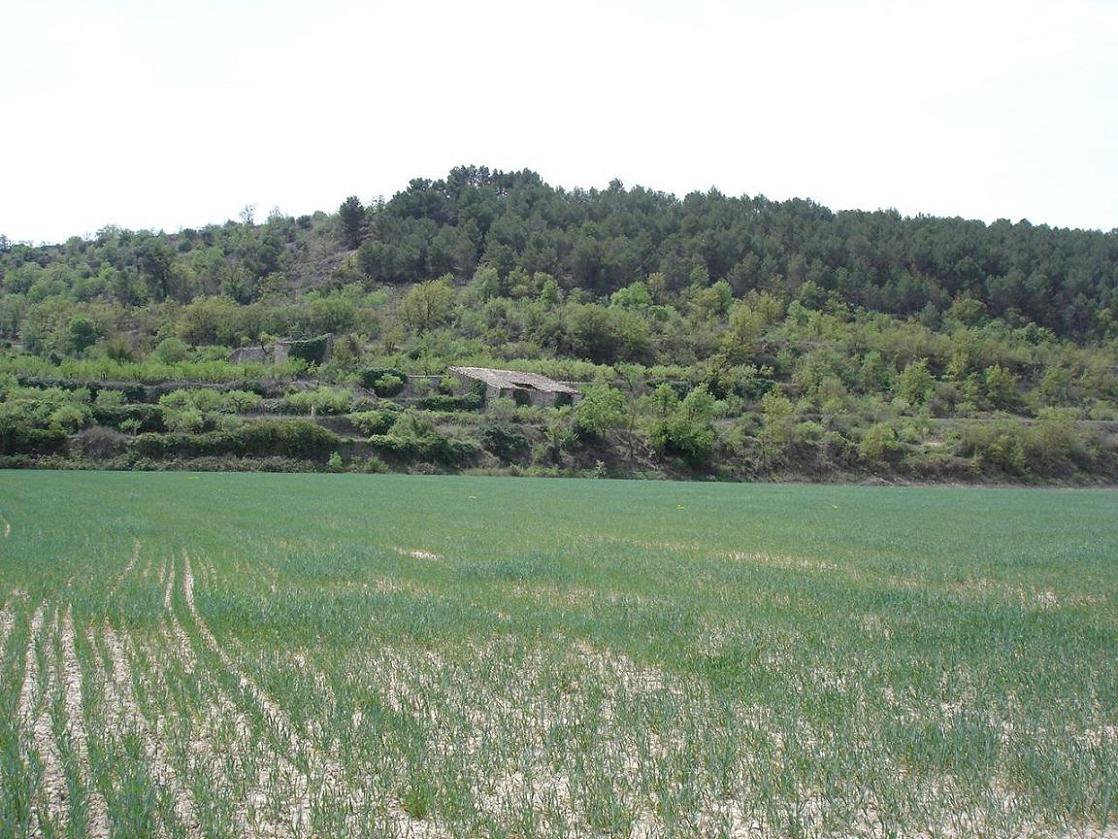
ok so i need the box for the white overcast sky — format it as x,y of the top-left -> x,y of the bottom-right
2,0 -> 1116,243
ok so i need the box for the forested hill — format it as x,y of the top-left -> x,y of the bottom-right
2,165 -> 1116,340
1,166 -> 1117,483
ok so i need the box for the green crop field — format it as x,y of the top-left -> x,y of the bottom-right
0,472 -> 1115,838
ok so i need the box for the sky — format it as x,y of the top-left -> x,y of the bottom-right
1,0 -> 1116,243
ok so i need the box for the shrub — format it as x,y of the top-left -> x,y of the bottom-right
372,374 -> 404,397
359,366 -> 407,391
479,421 -> 530,462
48,405 -> 88,432
650,385 -> 717,467
285,335 -> 331,365
165,406 -> 207,433
152,336 -> 190,363
368,411 -> 480,468
92,403 -> 163,432
416,393 -> 482,412
234,419 -> 342,458
858,422 -> 900,464
76,426 -> 128,459
574,384 -> 625,439
93,389 -> 126,410
348,410 -> 398,436
134,419 -> 342,460
281,387 -> 353,415
0,418 -> 67,455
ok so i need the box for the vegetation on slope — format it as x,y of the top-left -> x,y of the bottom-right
1,166 -> 1116,480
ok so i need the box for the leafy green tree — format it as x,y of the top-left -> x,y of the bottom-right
399,277 -> 455,334
139,239 -> 174,301
650,385 -> 717,466
574,383 -> 626,439
895,359 -> 935,406
859,422 -> 899,464
152,336 -> 190,363
65,315 -> 100,355
984,364 -> 1017,409
338,196 -> 366,249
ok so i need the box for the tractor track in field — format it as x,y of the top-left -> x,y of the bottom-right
102,621 -> 201,837
0,602 -> 15,658
163,557 -> 175,611
180,552 -> 443,836
181,552 -> 319,835
108,540 -> 142,597
61,607 -> 110,838
159,556 -> 316,837
151,612 -> 306,838
17,603 -> 71,833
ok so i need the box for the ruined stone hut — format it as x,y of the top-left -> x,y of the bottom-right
229,334 -> 334,365
449,366 -> 580,408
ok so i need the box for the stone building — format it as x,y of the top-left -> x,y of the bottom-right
448,366 -> 580,408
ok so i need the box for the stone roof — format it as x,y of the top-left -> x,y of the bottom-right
449,366 -> 579,395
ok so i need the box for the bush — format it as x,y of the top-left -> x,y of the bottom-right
93,403 -> 164,433
76,426 -> 129,459
234,419 -> 342,458
416,393 -> 482,412
368,411 -> 480,468
152,336 -> 190,363
650,385 -> 717,467
359,366 -> 407,391
0,418 -> 67,455
135,419 -> 343,460
372,374 -> 404,397
858,422 -> 900,464
348,410 -> 398,436
574,384 -> 625,440
479,421 -> 530,462
285,335 -> 331,365
281,387 -> 353,415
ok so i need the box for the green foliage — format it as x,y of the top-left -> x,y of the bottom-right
153,336 -> 190,363
348,409 -> 398,436
416,393 -> 482,412
285,335 -> 331,366
359,366 -> 408,392
372,374 -> 404,397
479,420 -> 530,462
2,166 -> 1117,482
338,196 -> 366,250
895,359 -> 936,406
859,422 -> 900,464
281,387 -> 353,415
649,385 -> 717,466
136,419 -> 342,459
574,384 -> 626,439
368,411 -> 479,468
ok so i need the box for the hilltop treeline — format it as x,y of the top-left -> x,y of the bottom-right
1,166 -> 1116,482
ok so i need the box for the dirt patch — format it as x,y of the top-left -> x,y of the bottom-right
17,604 -> 70,832
163,557 -> 175,611
102,622 -> 200,836
61,608 -> 110,838
395,547 -> 443,561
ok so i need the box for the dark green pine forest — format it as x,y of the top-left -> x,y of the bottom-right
1,166 -> 1116,481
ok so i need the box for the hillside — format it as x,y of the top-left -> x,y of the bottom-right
1,166 -> 1116,481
